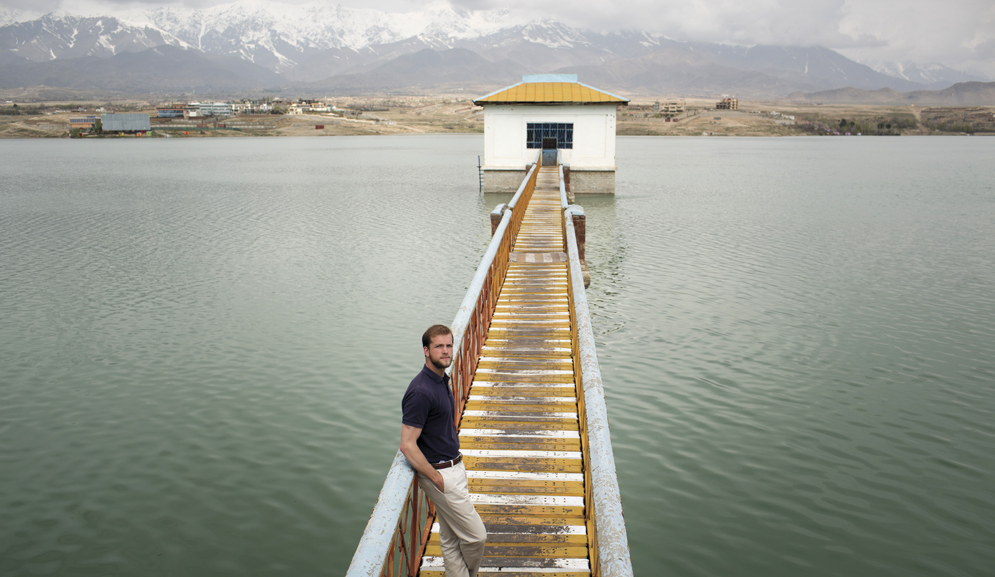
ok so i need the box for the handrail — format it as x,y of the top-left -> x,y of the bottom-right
507,164 -> 538,251
345,452 -> 432,577
564,203 -> 634,577
509,163 -> 538,210
346,163 -> 538,577
452,162 -> 536,423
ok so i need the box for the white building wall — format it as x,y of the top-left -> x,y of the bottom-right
482,104 -> 618,170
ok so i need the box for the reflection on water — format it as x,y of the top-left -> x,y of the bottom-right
1,136 -> 994,576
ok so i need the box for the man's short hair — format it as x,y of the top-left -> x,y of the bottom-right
422,324 -> 453,348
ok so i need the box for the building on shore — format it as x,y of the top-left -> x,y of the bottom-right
69,116 -> 98,130
655,101 -> 686,116
102,113 -> 150,134
716,97 -> 739,110
197,102 -> 234,117
474,74 -> 628,194
157,105 -> 187,118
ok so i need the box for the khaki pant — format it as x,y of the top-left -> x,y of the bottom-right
416,462 -> 487,577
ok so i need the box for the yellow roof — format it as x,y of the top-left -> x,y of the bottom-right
475,81 -> 628,105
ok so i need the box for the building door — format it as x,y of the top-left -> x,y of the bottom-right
541,137 -> 558,166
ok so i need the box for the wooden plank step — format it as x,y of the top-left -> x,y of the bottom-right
433,521 -> 587,535
471,504 -> 585,518
464,403 -> 577,414
422,556 -> 589,570
475,359 -> 573,367
478,350 -> 572,359
427,531 -> 587,546
478,515 -> 585,526
420,571 -> 589,577
468,380 -> 575,389
470,494 -> 584,507
477,359 -> 573,368
483,339 -> 571,346
464,387 -> 576,397
469,475 -> 584,488
464,400 -> 576,409
461,416 -> 579,427
464,457 -> 582,473
461,428 -> 579,438
433,531 -> 587,545
464,449 -> 580,460
470,371 -> 574,383
425,543 -> 588,558
459,419 -> 578,431
462,441 -> 580,452
470,486 -> 583,497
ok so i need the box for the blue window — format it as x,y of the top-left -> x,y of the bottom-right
526,123 -> 573,149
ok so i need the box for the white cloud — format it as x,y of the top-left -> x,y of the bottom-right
838,0 -> 995,76
461,0 -> 994,76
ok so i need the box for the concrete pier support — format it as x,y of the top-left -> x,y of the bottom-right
569,168 -> 616,194
483,165 -> 614,195
570,207 -> 590,288
490,203 -> 508,236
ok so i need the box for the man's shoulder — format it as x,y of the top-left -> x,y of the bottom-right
402,370 -> 432,402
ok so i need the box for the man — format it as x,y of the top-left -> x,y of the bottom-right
400,324 -> 487,577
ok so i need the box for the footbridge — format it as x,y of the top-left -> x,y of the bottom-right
347,157 -> 632,577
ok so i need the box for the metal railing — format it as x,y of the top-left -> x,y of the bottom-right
346,163 -> 539,577
561,166 -> 634,577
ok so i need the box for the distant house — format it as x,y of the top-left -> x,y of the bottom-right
198,102 -> 233,117
69,116 -> 98,130
287,103 -> 304,115
157,105 -> 186,118
474,74 -> 629,194
101,113 -> 150,134
716,98 -> 739,110
654,101 -> 685,116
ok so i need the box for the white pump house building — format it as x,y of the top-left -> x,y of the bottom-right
474,74 -> 629,194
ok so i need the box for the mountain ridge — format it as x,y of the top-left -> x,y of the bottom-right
1,2 -> 990,98
783,81 -> 995,106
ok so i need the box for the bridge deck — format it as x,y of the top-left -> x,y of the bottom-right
421,166 -> 591,575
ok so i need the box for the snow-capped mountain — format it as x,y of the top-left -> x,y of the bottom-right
38,1 -> 523,72
1,1 -> 987,97
865,60 -> 989,89
0,13 -> 187,63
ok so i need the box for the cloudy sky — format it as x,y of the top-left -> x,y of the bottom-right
2,0 -> 993,76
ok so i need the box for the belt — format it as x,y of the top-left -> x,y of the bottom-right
432,454 -> 462,470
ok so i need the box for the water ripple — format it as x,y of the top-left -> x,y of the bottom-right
2,136 -> 994,576
594,137 -> 995,577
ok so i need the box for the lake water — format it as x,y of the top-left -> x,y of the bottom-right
1,135 -> 993,576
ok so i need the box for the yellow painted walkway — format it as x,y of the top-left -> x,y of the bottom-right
422,167 -> 590,575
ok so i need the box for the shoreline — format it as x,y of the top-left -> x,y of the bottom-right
2,97 -> 991,139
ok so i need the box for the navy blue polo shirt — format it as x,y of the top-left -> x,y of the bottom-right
401,365 -> 460,463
